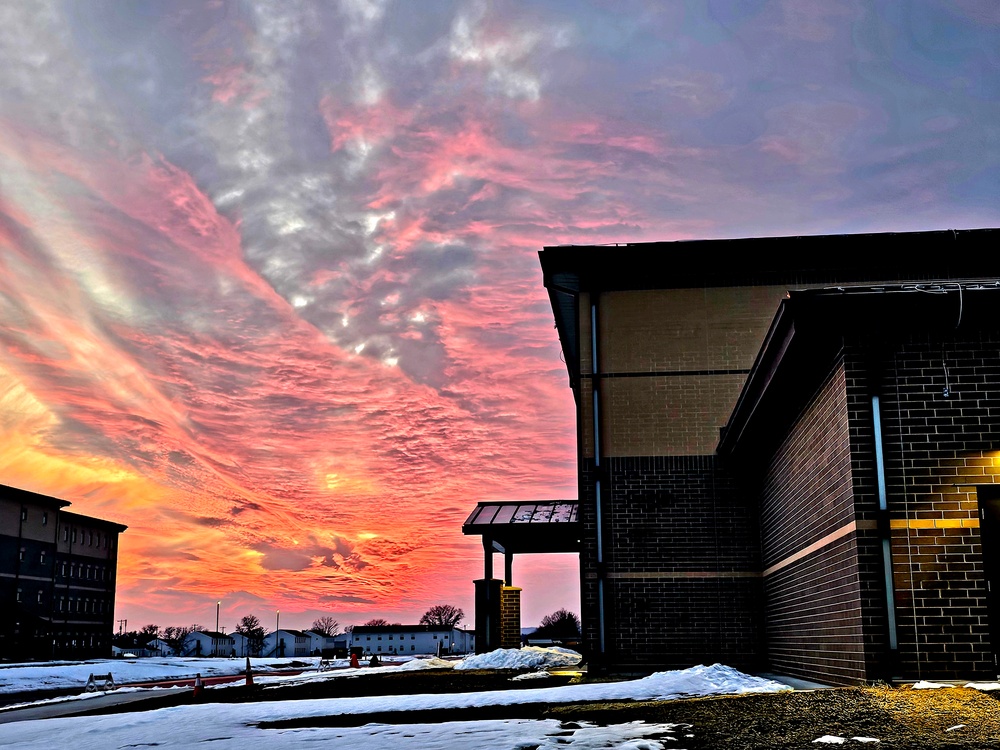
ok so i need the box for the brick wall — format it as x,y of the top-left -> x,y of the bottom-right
500,586 -> 521,649
758,359 -> 869,684
580,454 -> 763,671
855,331 -> 1000,679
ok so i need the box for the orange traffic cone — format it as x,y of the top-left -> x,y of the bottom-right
193,673 -> 204,699
245,657 -> 254,686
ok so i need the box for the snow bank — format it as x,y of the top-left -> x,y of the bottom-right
454,646 -> 582,671
394,657 -> 454,671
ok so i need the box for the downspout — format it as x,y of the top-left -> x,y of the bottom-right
591,297 -> 606,655
872,395 -> 899,670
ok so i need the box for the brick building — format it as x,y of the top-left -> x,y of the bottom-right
0,484 -> 127,660
531,227 -> 1000,683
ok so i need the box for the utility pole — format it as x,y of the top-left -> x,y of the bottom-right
117,619 -> 127,636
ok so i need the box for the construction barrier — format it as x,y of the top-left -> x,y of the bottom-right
85,672 -> 115,692
192,673 -> 204,699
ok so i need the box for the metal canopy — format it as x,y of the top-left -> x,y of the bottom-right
462,500 -> 580,555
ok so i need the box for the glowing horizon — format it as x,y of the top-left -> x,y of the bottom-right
1,1 -> 997,633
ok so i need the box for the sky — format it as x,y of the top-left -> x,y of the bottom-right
0,1 -> 998,633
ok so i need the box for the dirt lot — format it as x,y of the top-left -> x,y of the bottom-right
550,684 -> 1000,748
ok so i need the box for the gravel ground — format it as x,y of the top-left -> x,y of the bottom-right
550,684 -> 1000,748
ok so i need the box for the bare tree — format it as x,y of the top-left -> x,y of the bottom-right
363,618 -> 390,626
419,604 -> 464,627
162,625 -> 199,654
310,616 -> 341,637
234,614 -> 267,657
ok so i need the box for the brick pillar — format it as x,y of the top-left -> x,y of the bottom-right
474,578 -> 503,653
500,586 -> 521,649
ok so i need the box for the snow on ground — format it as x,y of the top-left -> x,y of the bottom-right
0,656 -> 334,694
913,680 -> 1000,691
0,660 -> 789,749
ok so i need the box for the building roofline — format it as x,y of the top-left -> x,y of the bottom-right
718,281 -> 1000,457
540,228 -> 1000,391
60,510 -> 128,532
1,484 -> 72,510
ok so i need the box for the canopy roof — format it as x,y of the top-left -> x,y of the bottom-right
462,500 -> 580,554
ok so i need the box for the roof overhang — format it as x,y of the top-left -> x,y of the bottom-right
718,280 -> 1000,458
462,500 -> 580,554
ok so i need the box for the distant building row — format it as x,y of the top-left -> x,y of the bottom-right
120,624 -> 475,658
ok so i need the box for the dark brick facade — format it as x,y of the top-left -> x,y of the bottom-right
757,360 -> 869,684
580,454 -> 763,671
851,331 -> 1000,679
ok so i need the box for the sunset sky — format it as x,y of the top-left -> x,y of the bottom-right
1,1 -> 998,634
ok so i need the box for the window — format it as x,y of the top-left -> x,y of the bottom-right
37,590 -> 43,604
63,528 -> 69,542
72,529 -> 77,543
388,635 -> 393,640
40,550 -> 46,565
89,531 -> 94,546
20,508 -> 27,522
16,588 -> 22,602
411,645 -> 415,651
42,512 -> 48,525
19,547 -> 25,562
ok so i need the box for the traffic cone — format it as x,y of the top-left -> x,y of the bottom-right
245,657 -> 254,686
193,673 -> 204,699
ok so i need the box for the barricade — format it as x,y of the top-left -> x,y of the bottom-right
85,672 -> 116,692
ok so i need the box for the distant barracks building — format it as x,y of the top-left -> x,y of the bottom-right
469,228 -> 1000,686
0,485 -> 126,660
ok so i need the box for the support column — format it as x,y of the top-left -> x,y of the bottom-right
474,578 -> 503,653
504,552 -> 513,586
500,586 -> 521,649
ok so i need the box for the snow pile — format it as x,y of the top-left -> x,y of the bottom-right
913,680 -> 1000,692
630,664 -> 790,700
395,657 -> 454,671
512,671 -> 552,681
813,736 -> 879,744
455,646 -> 582,671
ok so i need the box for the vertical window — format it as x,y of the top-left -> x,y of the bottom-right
40,550 -> 46,565
37,590 -> 43,604
16,588 -> 22,602
89,531 -> 94,546
63,527 -> 69,542
42,512 -> 48,525
19,547 -> 25,562
20,508 -> 27,522
72,529 -> 77,543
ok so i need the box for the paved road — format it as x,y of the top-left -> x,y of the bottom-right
0,686 -> 189,724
